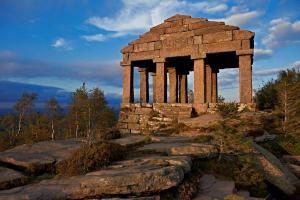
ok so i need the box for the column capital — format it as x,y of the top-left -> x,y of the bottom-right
153,57 -> 166,63
191,53 -> 206,60
236,49 -> 254,56
120,61 -> 131,66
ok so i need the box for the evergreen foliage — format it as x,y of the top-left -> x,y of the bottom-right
0,83 -> 117,151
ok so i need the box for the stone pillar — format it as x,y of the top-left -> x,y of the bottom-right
239,55 -> 253,103
206,64 -> 212,103
156,62 -> 167,103
169,67 -> 178,103
194,58 -> 206,104
151,72 -> 156,103
139,67 -> 149,103
179,74 -> 188,103
122,64 -> 134,103
211,69 -> 218,103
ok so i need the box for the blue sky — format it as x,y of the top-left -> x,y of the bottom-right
0,0 -> 300,102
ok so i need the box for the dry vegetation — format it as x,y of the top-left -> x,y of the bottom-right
56,141 -> 126,176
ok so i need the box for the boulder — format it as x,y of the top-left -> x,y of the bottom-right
139,143 -> 218,158
0,167 -> 28,190
0,156 -> 191,200
0,139 -> 82,175
253,143 -> 300,196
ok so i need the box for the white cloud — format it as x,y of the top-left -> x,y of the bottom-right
292,60 -> 300,68
205,4 -> 228,14
51,38 -> 72,50
254,48 -> 273,60
81,34 -> 107,42
262,18 -> 300,48
85,0 -> 229,39
222,11 -> 261,26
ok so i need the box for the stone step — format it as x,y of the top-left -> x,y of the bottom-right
138,143 -> 218,158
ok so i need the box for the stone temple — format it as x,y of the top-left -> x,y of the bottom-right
118,14 -> 255,134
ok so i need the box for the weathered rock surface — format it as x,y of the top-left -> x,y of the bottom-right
102,196 -> 159,200
0,167 -> 28,190
150,136 -> 194,143
139,142 -> 218,158
0,156 -> 191,200
113,135 -> 146,147
253,143 -> 300,196
0,139 -> 82,174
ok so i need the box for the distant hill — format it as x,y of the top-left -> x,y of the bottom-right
0,81 -> 121,115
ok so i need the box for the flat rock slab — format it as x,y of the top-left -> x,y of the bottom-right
150,136 -> 195,143
0,139 -> 82,174
253,143 -> 300,196
113,135 -> 146,147
102,196 -> 159,200
0,167 -> 28,190
0,156 -> 191,200
139,143 -> 218,158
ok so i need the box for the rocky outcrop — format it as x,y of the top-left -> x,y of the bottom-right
0,167 -> 28,190
0,156 -> 191,200
0,139 -> 82,175
253,143 -> 300,196
139,142 -> 218,158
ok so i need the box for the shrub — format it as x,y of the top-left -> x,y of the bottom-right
234,155 -> 267,197
193,135 -> 214,143
56,141 -> 126,176
95,127 -> 121,140
217,102 -> 239,117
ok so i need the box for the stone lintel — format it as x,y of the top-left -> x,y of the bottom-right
120,61 -> 131,66
191,53 -> 206,60
153,57 -> 166,63
236,49 -> 254,56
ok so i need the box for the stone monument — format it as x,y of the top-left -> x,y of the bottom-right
118,14 -> 255,134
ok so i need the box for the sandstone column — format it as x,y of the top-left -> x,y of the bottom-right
211,69 -> 218,103
151,72 -> 157,103
169,67 -> 178,103
239,55 -> 253,103
179,74 -> 188,103
155,61 -> 167,103
139,67 -> 149,103
206,64 -> 212,103
122,64 -> 134,103
194,58 -> 206,104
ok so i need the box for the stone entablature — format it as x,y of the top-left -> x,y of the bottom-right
121,14 -> 254,63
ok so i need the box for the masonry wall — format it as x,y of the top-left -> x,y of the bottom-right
117,103 -> 193,134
